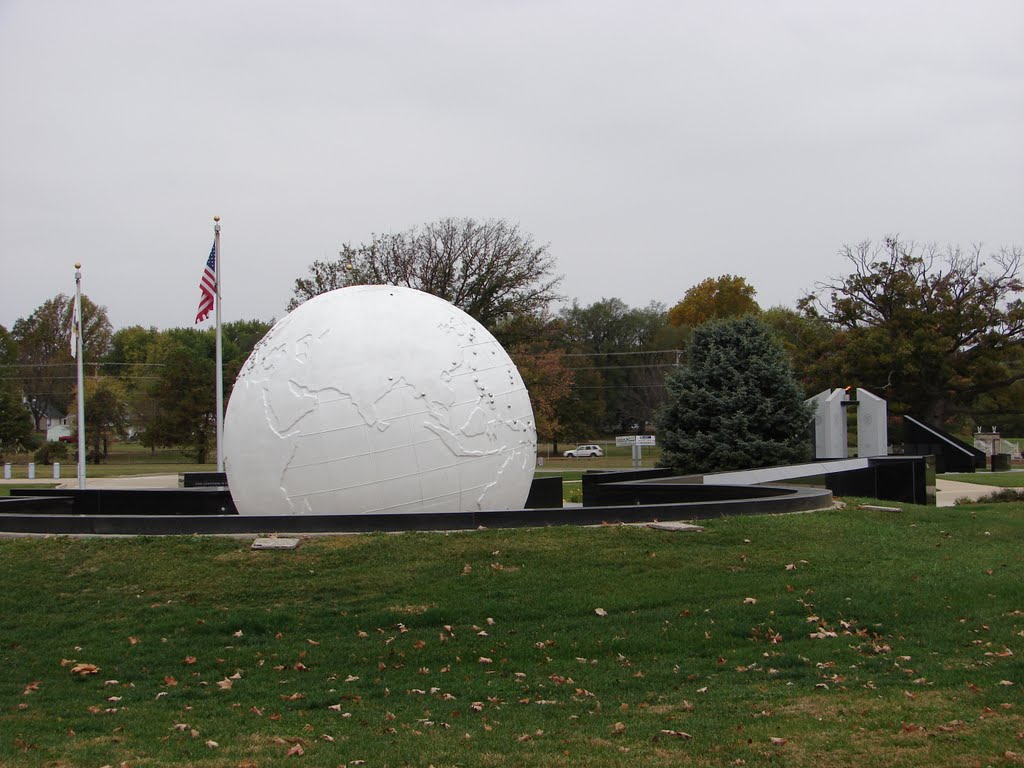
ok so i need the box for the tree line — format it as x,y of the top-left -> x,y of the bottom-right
2,218 -> 1022,470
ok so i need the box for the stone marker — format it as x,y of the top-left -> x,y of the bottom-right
647,522 -> 705,533
251,537 -> 301,550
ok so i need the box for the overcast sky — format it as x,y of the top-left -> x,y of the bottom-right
1,1 -> 1021,332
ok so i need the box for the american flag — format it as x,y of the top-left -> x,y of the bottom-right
70,295 -> 79,358
195,241 -> 217,323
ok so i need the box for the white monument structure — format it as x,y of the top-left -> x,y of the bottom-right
808,387 -> 888,459
856,388 -> 888,457
809,388 -> 850,459
223,285 -> 537,516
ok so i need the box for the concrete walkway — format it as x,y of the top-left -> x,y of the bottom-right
934,477 -> 1002,507
0,474 -> 181,489
56,474 -> 182,489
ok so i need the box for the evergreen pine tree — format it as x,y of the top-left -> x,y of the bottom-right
656,316 -> 813,474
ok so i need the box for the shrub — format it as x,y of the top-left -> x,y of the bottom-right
34,440 -> 69,466
954,488 -> 1024,505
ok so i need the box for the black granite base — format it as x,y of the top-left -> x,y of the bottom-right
0,483 -> 832,535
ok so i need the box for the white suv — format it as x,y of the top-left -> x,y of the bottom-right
563,444 -> 603,458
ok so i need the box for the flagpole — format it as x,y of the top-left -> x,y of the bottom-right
214,216 -> 224,473
74,263 -> 86,489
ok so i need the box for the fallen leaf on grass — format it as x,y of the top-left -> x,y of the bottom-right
1000,680 -> 1016,686
22,681 -> 40,695
595,608 -> 608,617
743,597 -> 757,605
770,737 -> 788,746
281,692 -> 305,701
216,678 -> 232,690
659,729 -> 692,739
985,648 -> 1014,658
205,740 -> 219,748
611,722 -> 626,734
128,636 -> 139,646
233,630 -> 244,638
70,664 -> 99,676
164,676 -> 178,686
286,743 -> 304,756
183,656 -> 197,665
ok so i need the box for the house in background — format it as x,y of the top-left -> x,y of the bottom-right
35,404 -> 72,442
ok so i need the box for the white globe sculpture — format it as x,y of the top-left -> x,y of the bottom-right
223,285 -> 537,516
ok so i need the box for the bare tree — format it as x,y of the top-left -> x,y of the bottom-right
289,218 -> 562,329
799,237 -> 1024,422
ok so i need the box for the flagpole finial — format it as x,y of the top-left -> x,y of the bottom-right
213,215 -> 220,222
74,262 -> 81,269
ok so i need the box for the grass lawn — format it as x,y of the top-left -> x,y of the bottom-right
2,444 -> 213,480
943,472 -> 1024,488
2,501 -> 1022,766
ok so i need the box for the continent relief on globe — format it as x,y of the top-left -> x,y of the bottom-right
224,286 -> 537,516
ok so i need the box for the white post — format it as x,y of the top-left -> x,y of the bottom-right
53,462 -> 60,479
28,462 -> 35,480
3,463 -> 10,480
213,216 -> 224,473
75,264 -> 87,489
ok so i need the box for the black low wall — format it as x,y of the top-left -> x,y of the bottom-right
0,495 -> 73,515
1,464 -> 837,537
584,473 -> 787,507
11,487 -> 236,516
524,475 -> 562,508
181,472 -> 228,488
824,456 -> 930,504
0,484 -> 833,536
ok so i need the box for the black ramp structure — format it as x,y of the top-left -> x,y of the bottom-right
902,416 -> 985,473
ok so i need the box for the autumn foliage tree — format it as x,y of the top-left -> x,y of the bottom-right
509,342 -> 575,453
668,275 -> 760,328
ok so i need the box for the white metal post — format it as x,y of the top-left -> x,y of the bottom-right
214,217 -> 224,473
75,264 -> 86,488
